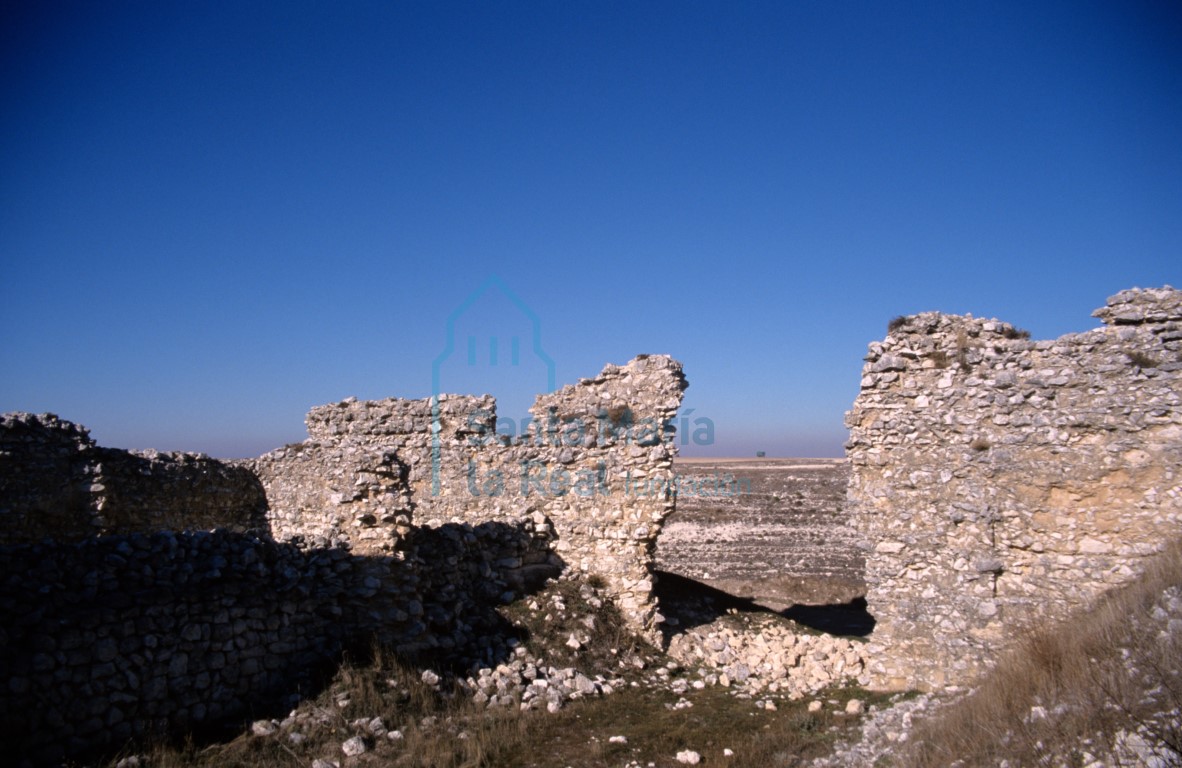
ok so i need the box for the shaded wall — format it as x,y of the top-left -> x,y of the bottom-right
0,413 -> 266,544
0,521 -> 554,763
0,354 -> 683,762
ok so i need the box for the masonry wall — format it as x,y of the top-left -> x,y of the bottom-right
252,354 -> 688,636
0,522 -> 551,762
0,413 -> 267,544
846,286 -> 1182,690
0,413 -> 96,542
0,354 -> 684,762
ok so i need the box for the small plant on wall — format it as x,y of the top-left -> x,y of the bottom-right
956,329 -> 973,373
1127,351 -> 1158,369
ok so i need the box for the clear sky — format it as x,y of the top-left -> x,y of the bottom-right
2,1 -> 1180,458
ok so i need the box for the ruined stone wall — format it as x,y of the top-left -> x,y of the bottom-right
847,287 -> 1182,690
0,354 -> 684,761
0,522 -> 551,763
0,413 -> 97,541
252,354 -> 688,636
0,413 -> 266,544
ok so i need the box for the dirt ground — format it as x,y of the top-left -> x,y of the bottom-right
655,458 -> 864,610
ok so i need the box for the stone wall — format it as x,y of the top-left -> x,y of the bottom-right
0,354 -> 685,761
847,286 -> 1182,690
0,413 -> 267,544
0,521 -> 552,762
0,413 -> 96,542
252,354 -> 688,636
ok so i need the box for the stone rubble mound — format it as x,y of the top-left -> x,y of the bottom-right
667,613 -> 865,698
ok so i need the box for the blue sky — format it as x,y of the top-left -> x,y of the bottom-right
2,1 -> 1179,458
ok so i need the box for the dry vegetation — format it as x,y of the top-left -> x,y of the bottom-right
82,503 -> 1182,767
100,578 -> 889,768
119,673 -> 876,768
1127,350 -> 1159,369
902,539 -> 1182,767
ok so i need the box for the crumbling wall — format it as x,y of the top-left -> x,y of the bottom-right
252,354 -> 688,635
0,413 -> 97,541
847,286 -> 1182,690
0,413 -> 266,544
0,522 -> 550,763
0,354 -> 686,762
0,409 -> 555,761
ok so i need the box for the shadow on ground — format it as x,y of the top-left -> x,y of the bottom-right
654,569 -> 875,640
782,597 -> 875,636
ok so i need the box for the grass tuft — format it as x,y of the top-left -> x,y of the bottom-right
955,329 -> 973,373
1000,326 -> 1031,340
902,538 -> 1182,767
928,350 -> 950,369
1127,350 -> 1158,369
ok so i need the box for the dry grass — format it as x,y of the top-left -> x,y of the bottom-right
902,539 -> 1182,767
1000,326 -> 1031,340
471,682 -> 883,768
955,329 -> 973,373
603,404 -> 632,427
928,350 -> 951,369
102,579 -> 891,767
1127,350 -> 1159,369
125,679 -> 884,768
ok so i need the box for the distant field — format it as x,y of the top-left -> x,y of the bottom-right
657,458 -> 863,608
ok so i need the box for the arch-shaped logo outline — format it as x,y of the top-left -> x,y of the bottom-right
430,274 -> 556,494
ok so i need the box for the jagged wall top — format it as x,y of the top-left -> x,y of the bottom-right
847,286 -> 1182,691
305,395 -> 496,443
1093,285 -> 1182,326
300,355 -> 687,446
253,354 -> 688,637
0,413 -> 266,544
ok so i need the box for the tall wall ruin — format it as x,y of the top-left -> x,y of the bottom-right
847,286 -> 1182,690
0,412 -> 267,543
0,354 -> 686,761
252,353 -> 687,634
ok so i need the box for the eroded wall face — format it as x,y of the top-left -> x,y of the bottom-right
0,355 -> 683,761
252,354 -> 688,636
0,523 -> 553,762
0,413 -> 267,544
847,287 -> 1182,690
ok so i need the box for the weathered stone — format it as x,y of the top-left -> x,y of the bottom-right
848,286 -> 1182,690
251,355 -> 687,637
250,719 -> 277,736
0,413 -> 267,544
0,355 -> 688,762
